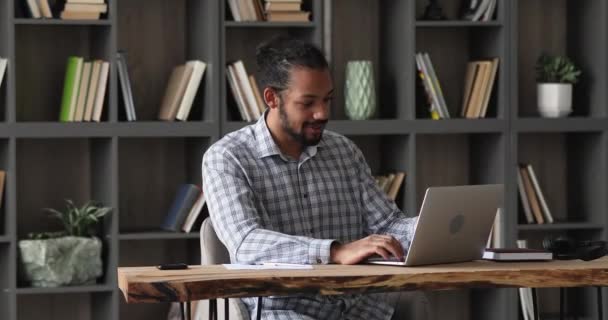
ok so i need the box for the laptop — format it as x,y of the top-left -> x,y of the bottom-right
367,184 -> 503,266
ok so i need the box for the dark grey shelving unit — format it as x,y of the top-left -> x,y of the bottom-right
0,0 -> 606,319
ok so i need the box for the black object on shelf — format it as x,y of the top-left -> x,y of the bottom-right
421,0 -> 446,21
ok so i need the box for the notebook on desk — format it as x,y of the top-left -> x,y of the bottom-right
366,184 -> 504,267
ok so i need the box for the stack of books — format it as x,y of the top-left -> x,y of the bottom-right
226,60 -> 265,121
415,52 -> 449,119
161,184 -> 207,233
226,0 -> 265,21
517,163 -> 554,224
158,60 -> 207,121
61,0 -> 108,20
373,172 -> 406,201
59,56 -> 109,122
265,0 -> 310,22
460,58 -> 499,118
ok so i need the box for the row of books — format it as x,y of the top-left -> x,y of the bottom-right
373,172 -> 406,201
227,60 -> 266,122
59,56 -> 109,122
415,52 -> 449,119
0,58 -> 6,90
161,184 -> 207,233
461,58 -> 499,118
158,61 -> 207,121
462,0 -> 498,22
26,0 -> 107,20
517,163 -> 555,225
228,0 -> 310,22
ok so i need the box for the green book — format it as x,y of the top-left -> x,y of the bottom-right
59,56 -> 83,122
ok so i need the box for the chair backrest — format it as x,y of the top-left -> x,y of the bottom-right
200,217 -> 230,265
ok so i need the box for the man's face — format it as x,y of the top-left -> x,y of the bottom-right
276,67 -> 333,147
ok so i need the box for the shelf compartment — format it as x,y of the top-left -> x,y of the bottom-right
119,238 -> 200,320
17,291 -> 114,320
16,138 -> 114,288
349,135 -> 411,212
15,25 -> 112,122
117,0 -> 217,122
416,27 -> 505,119
517,0 -> 607,118
516,132 -> 605,225
118,137 -> 209,233
331,0 -> 411,120
415,133 -> 506,210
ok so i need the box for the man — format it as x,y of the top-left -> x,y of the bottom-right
202,36 -> 417,320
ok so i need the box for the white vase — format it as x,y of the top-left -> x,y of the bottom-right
537,83 -> 572,118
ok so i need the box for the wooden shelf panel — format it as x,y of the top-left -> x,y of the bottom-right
13,18 -> 111,26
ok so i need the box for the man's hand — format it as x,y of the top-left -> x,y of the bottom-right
330,235 -> 404,265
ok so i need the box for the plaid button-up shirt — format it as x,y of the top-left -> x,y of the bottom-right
202,114 -> 417,320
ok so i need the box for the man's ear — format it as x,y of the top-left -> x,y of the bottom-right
263,87 -> 280,110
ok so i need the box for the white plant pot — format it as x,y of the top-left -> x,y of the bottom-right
537,83 -> 573,118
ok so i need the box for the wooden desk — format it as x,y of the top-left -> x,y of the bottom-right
118,258 -> 608,320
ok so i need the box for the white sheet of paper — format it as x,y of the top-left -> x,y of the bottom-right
222,263 -> 313,270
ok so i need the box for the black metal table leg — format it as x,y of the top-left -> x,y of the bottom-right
598,287 -> 603,320
560,287 -> 565,320
532,288 -> 540,320
180,301 -> 191,320
257,297 -> 263,320
225,298 -> 230,320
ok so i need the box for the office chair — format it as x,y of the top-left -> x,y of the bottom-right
199,217 -> 430,320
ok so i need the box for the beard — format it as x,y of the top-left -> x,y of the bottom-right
278,103 -> 327,147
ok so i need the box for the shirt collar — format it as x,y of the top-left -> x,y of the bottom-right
254,111 -> 325,160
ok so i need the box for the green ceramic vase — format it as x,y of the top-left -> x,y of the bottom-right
345,60 -> 376,120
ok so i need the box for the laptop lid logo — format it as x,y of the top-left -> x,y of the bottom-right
450,214 -> 465,234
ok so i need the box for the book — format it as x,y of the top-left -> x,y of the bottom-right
526,164 -> 554,224
37,0 -> 53,18
519,164 -> 544,224
59,56 -> 83,122
64,3 -> 108,13
266,11 -> 310,22
516,168 -> 534,224
226,63 -> 252,121
60,11 -> 100,20
0,171 -> 6,208
176,60 -> 207,121
483,248 -> 553,261
83,60 -> 102,121
161,184 -> 201,232
26,0 -> 41,18
158,64 -> 194,121
92,61 -> 109,122
0,58 -> 7,89
181,190 -> 206,233
73,61 -> 92,121
117,51 -> 136,121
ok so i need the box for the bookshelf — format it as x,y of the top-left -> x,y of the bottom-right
0,0 -> 606,319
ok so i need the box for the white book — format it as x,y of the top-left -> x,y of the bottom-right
0,58 -> 7,89
83,60 -> 101,121
517,168 -> 535,224
26,0 -> 41,18
415,54 -> 441,117
176,60 -> 207,121
182,191 -> 206,233
92,61 -> 109,122
422,53 -> 450,118
233,60 -> 261,120
74,61 -> 92,121
226,64 -> 251,121
526,164 -> 554,223
227,0 -> 241,21
37,0 -> 53,18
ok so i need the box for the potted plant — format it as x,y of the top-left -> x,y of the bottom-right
536,54 -> 581,118
18,199 -> 112,287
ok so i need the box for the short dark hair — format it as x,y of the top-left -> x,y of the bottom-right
256,36 -> 328,92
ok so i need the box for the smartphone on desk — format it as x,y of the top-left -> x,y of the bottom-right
157,263 -> 188,270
